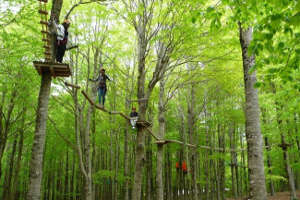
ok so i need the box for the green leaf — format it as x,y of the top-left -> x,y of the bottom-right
289,12 -> 300,26
268,68 -> 278,74
277,42 -> 284,50
254,82 -> 262,88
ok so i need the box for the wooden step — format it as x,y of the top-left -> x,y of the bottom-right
43,45 -> 50,49
38,0 -> 48,2
42,38 -> 50,42
41,30 -> 50,35
40,20 -> 48,25
44,52 -> 51,56
38,10 -> 48,15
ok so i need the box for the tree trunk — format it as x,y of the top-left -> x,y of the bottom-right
240,127 -> 248,198
294,113 -> 300,189
272,86 -> 297,199
229,125 -> 238,199
27,0 -> 64,199
264,137 -> 275,196
82,58 -> 94,200
27,73 -> 52,200
146,134 -> 153,200
188,83 -> 199,200
239,24 -> 267,200
123,95 -> 131,200
0,89 -> 17,180
65,150 -> 69,199
10,108 -> 25,200
2,135 -> 18,200
218,124 -> 225,200
131,19 -> 148,200
157,79 -> 166,200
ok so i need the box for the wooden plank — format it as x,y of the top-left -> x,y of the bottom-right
64,82 -> 80,89
55,70 -> 71,74
43,45 -> 50,50
54,67 -> 69,70
38,0 -> 48,2
49,66 -> 55,77
33,61 -> 72,77
145,127 -> 160,141
80,90 -> 131,120
137,120 -> 151,127
38,10 -> 48,15
41,30 -> 50,35
37,64 -> 69,71
51,64 -> 70,68
55,73 -> 71,77
40,20 -> 48,25
42,38 -> 50,42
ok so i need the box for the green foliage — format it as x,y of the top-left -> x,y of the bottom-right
93,170 -> 129,184
1,0 -> 300,199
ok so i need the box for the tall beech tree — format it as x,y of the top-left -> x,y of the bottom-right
27,1 -> 63,199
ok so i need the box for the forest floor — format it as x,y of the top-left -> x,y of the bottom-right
227,190 -> 300,200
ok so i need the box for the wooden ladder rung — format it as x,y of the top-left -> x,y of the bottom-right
38,0 -> 48,2
41,30 -> 50,35
43,45 -> 50,49
42,38 -> 50,42
40,20 -> 48,25
44,52 -> 51,56
38,10 -> 48,15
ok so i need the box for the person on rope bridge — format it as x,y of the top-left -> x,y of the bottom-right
89,68 -> 111,107
54,18 -> 70,63
130,107 -> 138,129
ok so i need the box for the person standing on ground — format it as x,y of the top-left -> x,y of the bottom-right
130,107 -> 138,129
89,68 -> 111,107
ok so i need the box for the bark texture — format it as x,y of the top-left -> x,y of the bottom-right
239,24 -> 267,200
27,1 -> 63,199
157,79 -> 166,200
27,73 -> 52,200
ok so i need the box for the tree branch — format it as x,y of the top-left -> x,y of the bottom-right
66,45 -> 79,51
65,0 -> 107,20
48,116 -> 77,152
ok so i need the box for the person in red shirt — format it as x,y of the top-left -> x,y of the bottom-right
182,161 -> 187,174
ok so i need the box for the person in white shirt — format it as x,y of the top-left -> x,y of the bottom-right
55,19 -> 70,63
130,107 -> 138,129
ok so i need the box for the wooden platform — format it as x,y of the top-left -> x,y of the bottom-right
33,61 -> 71,77
136,120 -> 152,128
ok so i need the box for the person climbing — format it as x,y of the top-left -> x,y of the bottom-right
130,107 -> 138,129
54,18 -> 70,63
89,68 -> 111,107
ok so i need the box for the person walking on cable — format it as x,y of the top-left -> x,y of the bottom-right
130,107 -> 138,129
89,68 -> 111,107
